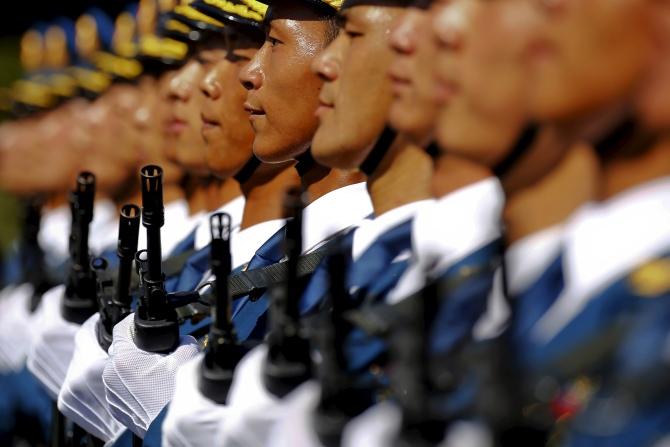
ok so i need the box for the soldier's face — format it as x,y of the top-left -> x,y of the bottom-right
521,0 -> 652,122
165,56 -> 208,175
635,0 -> 670,130
80,96 -> 135,194
311,5 -> 403,170
239,3 -> 330,163
107,82 -> 145,168
388,4 -> 439,145
201,30 -> 261,178
433,0 -> 530,167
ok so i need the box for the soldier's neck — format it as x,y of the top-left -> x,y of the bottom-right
504,141 -> 600,244
366,135 -> 433,217
300,164 -> 365,205
213,177 -> 243,210
45,193 -> 69,210
241,161 -> 300,230
601,135 -> 670,199
183,175 -> 213,215
162,182 -> 186,205
431,154 -> 492,198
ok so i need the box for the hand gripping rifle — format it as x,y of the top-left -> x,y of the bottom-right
312,245 -> 372,447
61,172 -> 98,324
198,212 -> 249,403
93,204 -> 141,352
133,165 -> 200,353
262,188 -> 313,398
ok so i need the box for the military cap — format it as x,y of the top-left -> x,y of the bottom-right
160,0 -> 225,43
262,0 -> 342,13
191,0 -> 268,31
92,9 -> 144,82
132,0 -> 191,71
68,9 -> 115,98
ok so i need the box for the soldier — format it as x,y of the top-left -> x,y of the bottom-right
501,1 -> 670,445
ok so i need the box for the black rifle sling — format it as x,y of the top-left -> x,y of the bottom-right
226,246 -> 329,298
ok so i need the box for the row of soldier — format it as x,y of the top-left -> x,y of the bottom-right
0,0 -> 669,446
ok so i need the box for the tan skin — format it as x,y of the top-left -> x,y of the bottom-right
388,4 -> 440,146
164,52 -> 225,215
201,26 -> 300,230
388,1 -> 489,198
603,0 -> 670,200
518,0 -> 665,202
312,3 -> 432,216
239,1 -> 363,204
520,0 -> 652,124
1,101 -> 89,198
432,0 -> 600,243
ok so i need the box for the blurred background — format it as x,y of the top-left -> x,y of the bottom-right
0,0 -> 136,253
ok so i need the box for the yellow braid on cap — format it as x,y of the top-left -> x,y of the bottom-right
165,19 -> 192,35
20,30 -> 44,72
11,79 -> 56,108
173,4 -> 225,27
139,34 -> 189,60
50,73 -> 78,98
113,12 -> 139,59
202,0 -> 265,22
94,52 -> 144,80
237,0 -> 268,17
317,0 -> 342,10
70,66 -> 112,93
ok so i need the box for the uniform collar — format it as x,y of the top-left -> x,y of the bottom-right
352,199 -> 434,262
194,195 -> 245,250
231,218 -> 287,269
413,177 -> 504,274
534,176 -> 670,341
302,182 -> 373,254
505,224 -> 564,297
38,204 -> 71,260
90,199 -> 119,255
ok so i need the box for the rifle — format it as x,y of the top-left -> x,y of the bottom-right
93,204 -> 141,351
133,165 -> 199,353
262,187 -> 313,398
18,197 -> 56,310
393,279 -> 448,447
312,244 -> 372,447
61,172 -> 98,324
198,212 -> 249,403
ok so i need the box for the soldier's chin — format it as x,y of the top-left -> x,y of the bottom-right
252,137 -> 303,164
312,133 -> 363,171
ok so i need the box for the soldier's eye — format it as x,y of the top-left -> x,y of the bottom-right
267,36 -> 282,47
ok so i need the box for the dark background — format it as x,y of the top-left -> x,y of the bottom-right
0,1 -> 137,252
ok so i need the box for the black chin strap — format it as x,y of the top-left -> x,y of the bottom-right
233,156 -> 262,184
295,151 -> 317,177
425,141 -> 440,160
359,126 -> 397,176
492,123 -> 540,178
592,116 -> 658,160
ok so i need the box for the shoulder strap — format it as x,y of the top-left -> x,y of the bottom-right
228,246 -> 329,298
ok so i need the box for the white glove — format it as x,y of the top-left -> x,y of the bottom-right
57,314 -> 123,442
266,381 -> 324,447
102,313 -> 200,438
341,402 -> 401,447
0,284 -> 34,372
342,403 -> 491,447
26,284 -> 80,399
162,354 -> 231,447
220,344 -> 282,447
